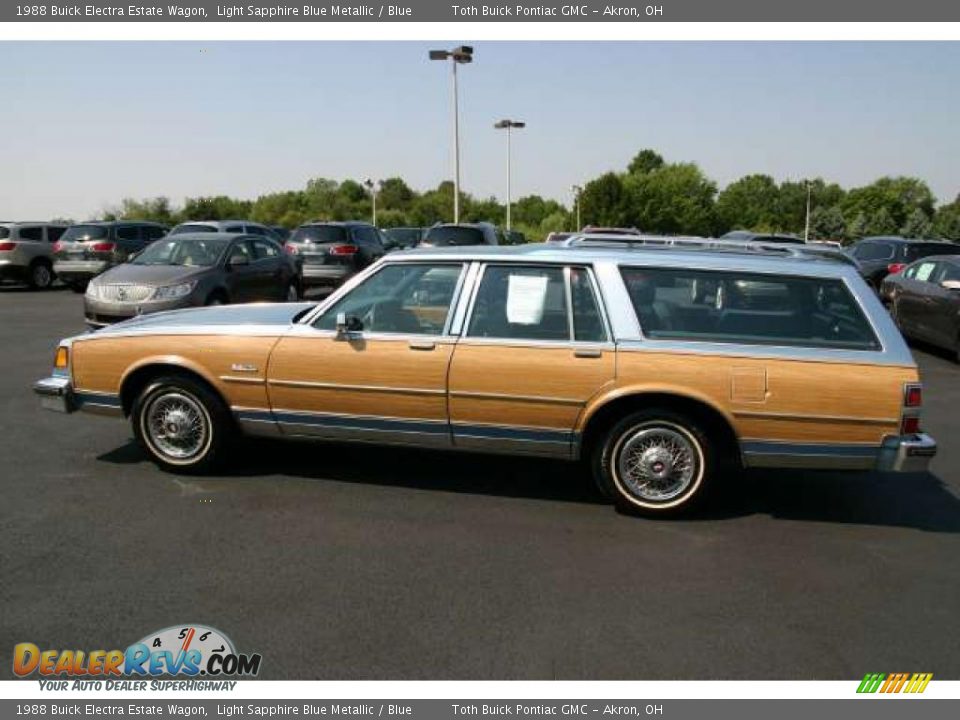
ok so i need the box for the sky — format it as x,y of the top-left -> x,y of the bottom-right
1,41 -> 958,221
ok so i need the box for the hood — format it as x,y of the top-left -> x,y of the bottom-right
93,263 -> 213,286
90,302 -> 317,336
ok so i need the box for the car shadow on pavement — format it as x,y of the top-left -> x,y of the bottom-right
99,437 -> 960,530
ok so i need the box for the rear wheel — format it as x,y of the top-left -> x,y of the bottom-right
28,261 -> 54,290
593,409 -> 715,516
132,375 -> 232,473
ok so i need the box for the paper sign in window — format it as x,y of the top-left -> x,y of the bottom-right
916,263 -> 935,282
506,274 -> 549,325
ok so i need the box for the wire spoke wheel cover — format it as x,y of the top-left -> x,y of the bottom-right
141,389 -> 212,464
613,422 -> 704,506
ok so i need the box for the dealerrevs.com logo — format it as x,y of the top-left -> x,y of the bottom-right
13,624 -> 262,681
857,673 -> 933,694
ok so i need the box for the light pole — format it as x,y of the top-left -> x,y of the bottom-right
804,180 -> 812,242
572,184 -> 583,231
494,119 -> 525,231
429,45 -> 473,224
364,178 -> 378,225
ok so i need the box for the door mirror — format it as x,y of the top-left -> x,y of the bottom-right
941,279 -> 960,291
228,253 -> 250,268
335,312 -> 364,339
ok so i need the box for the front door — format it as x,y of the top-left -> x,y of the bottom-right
447,264 -> 615,458
265,262 -> 467,446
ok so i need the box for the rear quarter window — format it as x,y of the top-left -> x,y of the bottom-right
619,266 -> 880,352
852,242 -> 895,261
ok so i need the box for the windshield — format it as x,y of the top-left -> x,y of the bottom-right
61,225 -> 108,242
423,226 -> 485,246
132,237 -> 231,267
171,224 -> 219,235
290,225 -> 348,244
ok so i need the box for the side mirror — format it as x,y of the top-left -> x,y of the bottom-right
335,312 -> 363,339
941,280 -> 960,291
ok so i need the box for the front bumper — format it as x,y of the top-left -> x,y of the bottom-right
34,376 -> 76,413
84,294 -> 198,327
876,433 -> 937,473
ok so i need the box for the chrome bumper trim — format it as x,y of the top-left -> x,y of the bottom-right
876,433 -> 937,473
34,376 -> 76,413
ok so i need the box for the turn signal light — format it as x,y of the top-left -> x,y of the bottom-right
329,244 -> 358,256
904,384 -> 923,407
887,263 -> 907,275
54,347 -> 69,369
901,416 -> 920,435
91,242 -> 116,253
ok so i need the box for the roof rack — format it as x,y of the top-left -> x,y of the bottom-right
565,233 -> 851,263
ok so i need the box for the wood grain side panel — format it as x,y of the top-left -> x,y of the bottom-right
608,350 -> 917,444
266,336 -> 452,420
448,344 -> 615,429
71,335 -> 279,408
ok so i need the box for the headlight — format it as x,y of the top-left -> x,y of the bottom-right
152,282 -> 196,300
85,282 -> 99,299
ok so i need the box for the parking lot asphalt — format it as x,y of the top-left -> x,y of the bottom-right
2,285 -> 959,681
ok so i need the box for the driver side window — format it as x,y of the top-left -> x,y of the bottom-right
314,263 -> 464,335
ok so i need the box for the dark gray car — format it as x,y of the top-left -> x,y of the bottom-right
83,232 -> 301,328
881,255 -> 960,362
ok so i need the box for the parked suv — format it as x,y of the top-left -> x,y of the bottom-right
284,221 -> 387,289
170,220 -> 284,243
53,221 -> 168,292
846,236 -> 960,289
0,222 -> 67,289
420,222 -> 501,247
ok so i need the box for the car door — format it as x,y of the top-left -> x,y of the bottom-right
250,237 -> 286,300
264,261 -> 467,446
925,262 -> 960,350
900,260 -> 940,341
447,263 -> 615,458
223,239 -> 259,303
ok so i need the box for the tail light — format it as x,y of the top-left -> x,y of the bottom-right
52,242 -> 63,253
283,243 -> 299,255
91,242 -> 116,253
904,384 -> 922,407
329,244 -> 358,256
901,416 -> 921,435
887,263 -> 907,275
900,383 -> 922,435
0,242 -> 15,251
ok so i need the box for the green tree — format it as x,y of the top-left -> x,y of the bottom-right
180,195 -> 252,221
716,174 -> 779,233
627,149 -> 665,176
776,179 -> 845,234
932,200 -> 960,241
867,207 -> 898,236
841,176 -> 935,231
377,177 -> 415,211
251,191 -> 309,228
580,172 -> 626,227
847,212 -> 870,240
116,196 -> 176,225
809,205 -> 846,241
900,208 -> 934,238
622,163 -> 717,236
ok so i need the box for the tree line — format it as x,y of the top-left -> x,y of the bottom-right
93,149 -> 960,243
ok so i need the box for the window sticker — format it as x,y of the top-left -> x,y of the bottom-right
916,263 -> 936,282
506,274 -> 549,325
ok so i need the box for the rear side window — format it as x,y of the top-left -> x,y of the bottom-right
907,244 -> 960,261
172,224 -> 217,235
352,226 -> 382,247
620,266 -> 880,351
48,227 -> 66,242
291,225 -> 348,245
251,239 -> 280,259
144,226 -> 167,241
246,225 -> 267,236
18,226 -> 43,241
116,226 -> 140,241
0,227 -> 9,239
225,225 -> 244,233
468,266 -> 569,341
852,242 -> 895,261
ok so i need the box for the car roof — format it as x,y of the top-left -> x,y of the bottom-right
160,232 -> 248,241
176,220 -> 263,228
71,220 -> 166,227
389,242 -> 858,278
297,220 -> 371,227
859,236 -> 953,245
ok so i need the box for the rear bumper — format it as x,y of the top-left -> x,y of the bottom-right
876,433 -> 938,473
53,260 -> 109,283
301,264 -> 351,287
34,376 -> 76,413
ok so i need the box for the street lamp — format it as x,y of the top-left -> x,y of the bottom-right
804,180 -> 812,242
364,178 -> 378,225
429,45 -> 474,224
572,184 -> 583,231
494,119 -> 525,232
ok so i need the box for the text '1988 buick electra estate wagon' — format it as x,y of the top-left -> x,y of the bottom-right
35,242 -> 937,515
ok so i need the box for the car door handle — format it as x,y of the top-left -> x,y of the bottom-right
573,349 -> 602,359
409,340 -> 436,351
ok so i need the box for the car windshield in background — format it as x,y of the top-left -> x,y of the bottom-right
131,237 -> 230,267
424,227 -> 484,246
291,226 -> 348,244
171,224 -> 219,235
61,225 -> 108,242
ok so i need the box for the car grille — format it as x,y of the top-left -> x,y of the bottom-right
97,284 -> 154,302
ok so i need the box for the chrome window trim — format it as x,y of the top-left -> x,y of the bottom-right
563,266 -> 575,341
615,338 -> 911,366
448,261 -> 481,336
580,265 -> 613,343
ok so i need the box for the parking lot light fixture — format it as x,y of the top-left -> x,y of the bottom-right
364,178 -> 378,226
494,119 -> 525,232
429,46 -> 474,223
572,184 -> 583,231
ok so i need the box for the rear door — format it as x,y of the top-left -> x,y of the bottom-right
223,239 -> 259,302
926,262 -> 960,349
447,263 -> 615,458
900,260 -> 940,340
250,237 -> 286,299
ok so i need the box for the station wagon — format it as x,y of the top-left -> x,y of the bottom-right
35,241 -> 936,515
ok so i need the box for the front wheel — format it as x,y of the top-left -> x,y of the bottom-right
593,409 -> 715,515
132,375 -> 233,473
28,261 -> 54,290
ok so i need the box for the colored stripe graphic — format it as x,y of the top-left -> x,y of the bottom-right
857,672 -> 931,694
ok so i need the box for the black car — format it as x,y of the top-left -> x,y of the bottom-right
382,227 -> 424,251
846,236 -> 960,289
83,233 -> 301,327
284,221 -> 387,289
420,223 -> 501,247
53,221 -> 169,292
881,255 -> 960,362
